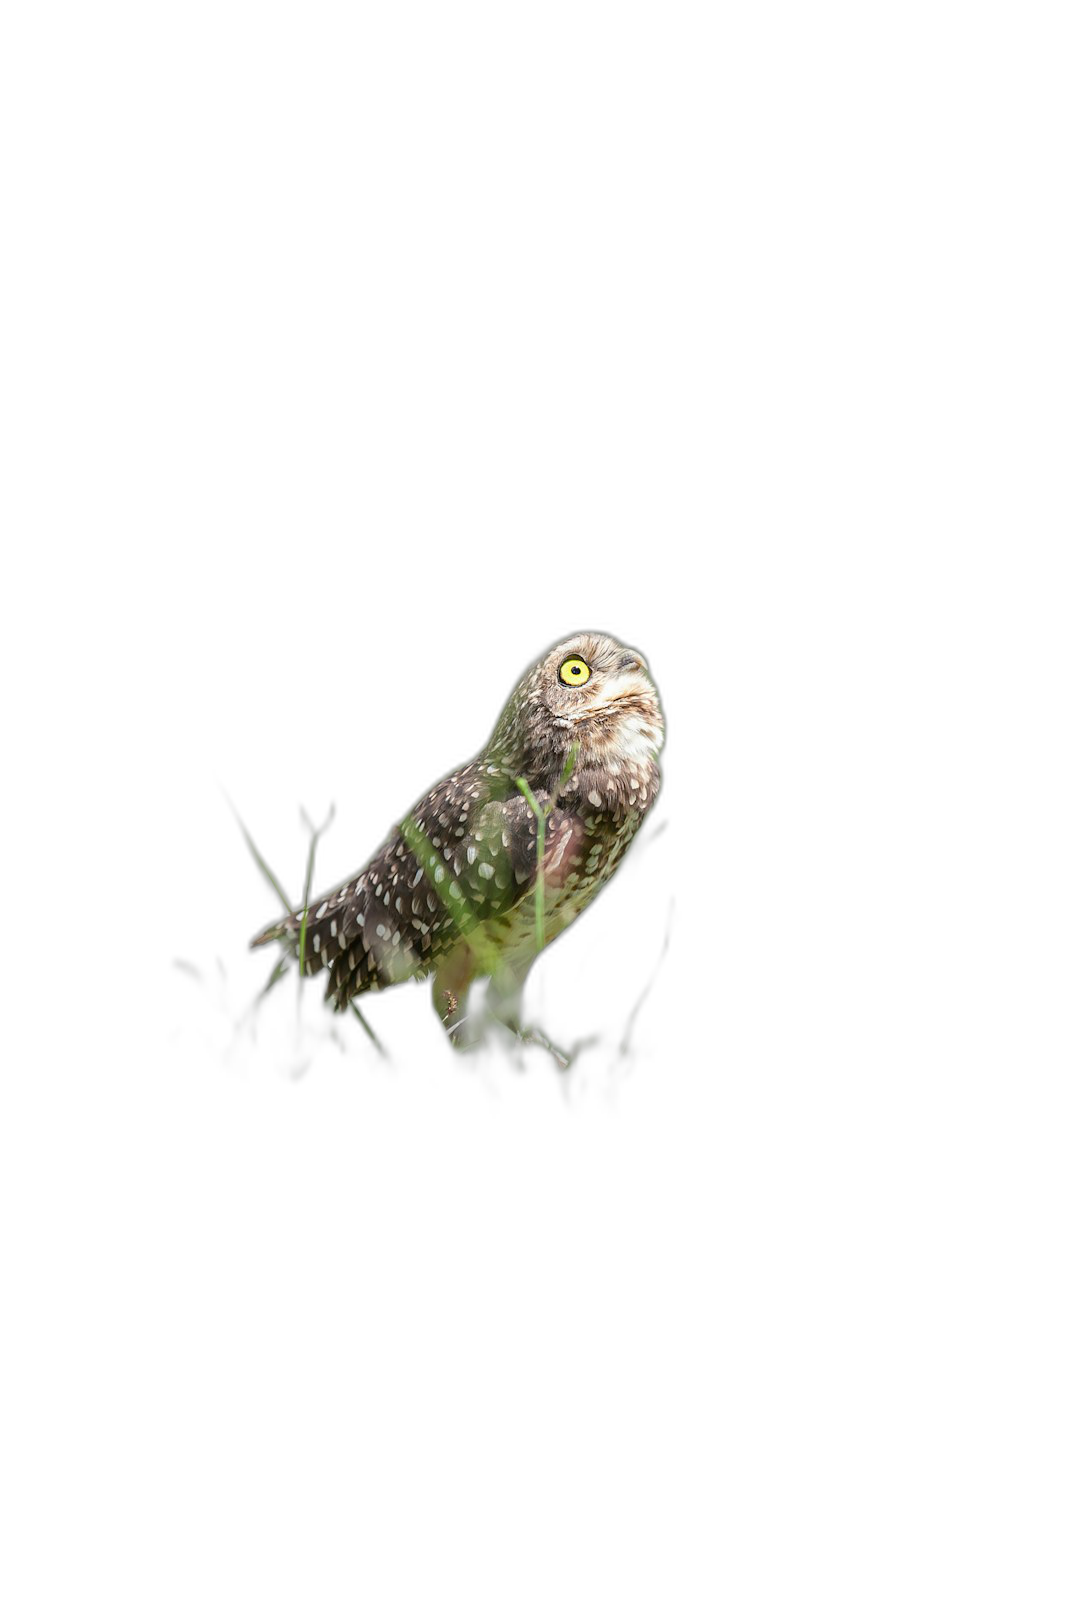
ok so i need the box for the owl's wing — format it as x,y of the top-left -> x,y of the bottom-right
250,763 -> 584,1009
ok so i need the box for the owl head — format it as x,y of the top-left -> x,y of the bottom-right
489,631 -> 664,787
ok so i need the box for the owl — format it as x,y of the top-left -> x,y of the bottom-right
251,632 -> 664,1040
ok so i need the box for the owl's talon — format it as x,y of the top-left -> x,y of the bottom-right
515,1024 -> 572,1070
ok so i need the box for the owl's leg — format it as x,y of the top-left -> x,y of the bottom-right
427,946 -> 531,1056
430,946 -> 569,1069
485,953 -> 574,1068
433,946 -> 495,1049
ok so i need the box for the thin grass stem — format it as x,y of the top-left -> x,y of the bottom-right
516,743 -> 578,956
297,804 -> 335,991
230,801 -> 294,915
350,1002 -> 387,1055
514,777 -> 546,951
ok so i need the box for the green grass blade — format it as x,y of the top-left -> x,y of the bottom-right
233,794 -> 388,1055
350,1002 -> 387,1055
257,954 -> 292,1004
516,748 -> 576,955
515,777 -> 546,952
231,803 -> 294,915
399,815 -> 477,935
618,902 -> 673,1057
297,804 -> 335,988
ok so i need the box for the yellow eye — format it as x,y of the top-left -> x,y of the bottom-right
559,656 -> 591,687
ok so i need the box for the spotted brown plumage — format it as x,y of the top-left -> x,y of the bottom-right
250,632 -> 664,1034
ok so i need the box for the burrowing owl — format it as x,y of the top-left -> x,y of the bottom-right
251,632 -> 664,1037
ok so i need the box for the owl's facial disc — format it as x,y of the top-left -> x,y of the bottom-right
538,635 -> 662,779
544,635 -> 654,720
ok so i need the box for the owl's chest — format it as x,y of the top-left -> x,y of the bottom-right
515,805 -> 642,948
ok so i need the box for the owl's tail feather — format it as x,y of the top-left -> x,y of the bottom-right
250,916 -> 294,948
250,865 -> 425,1007
250,910 -> 327,967
249,908 -> 337,976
